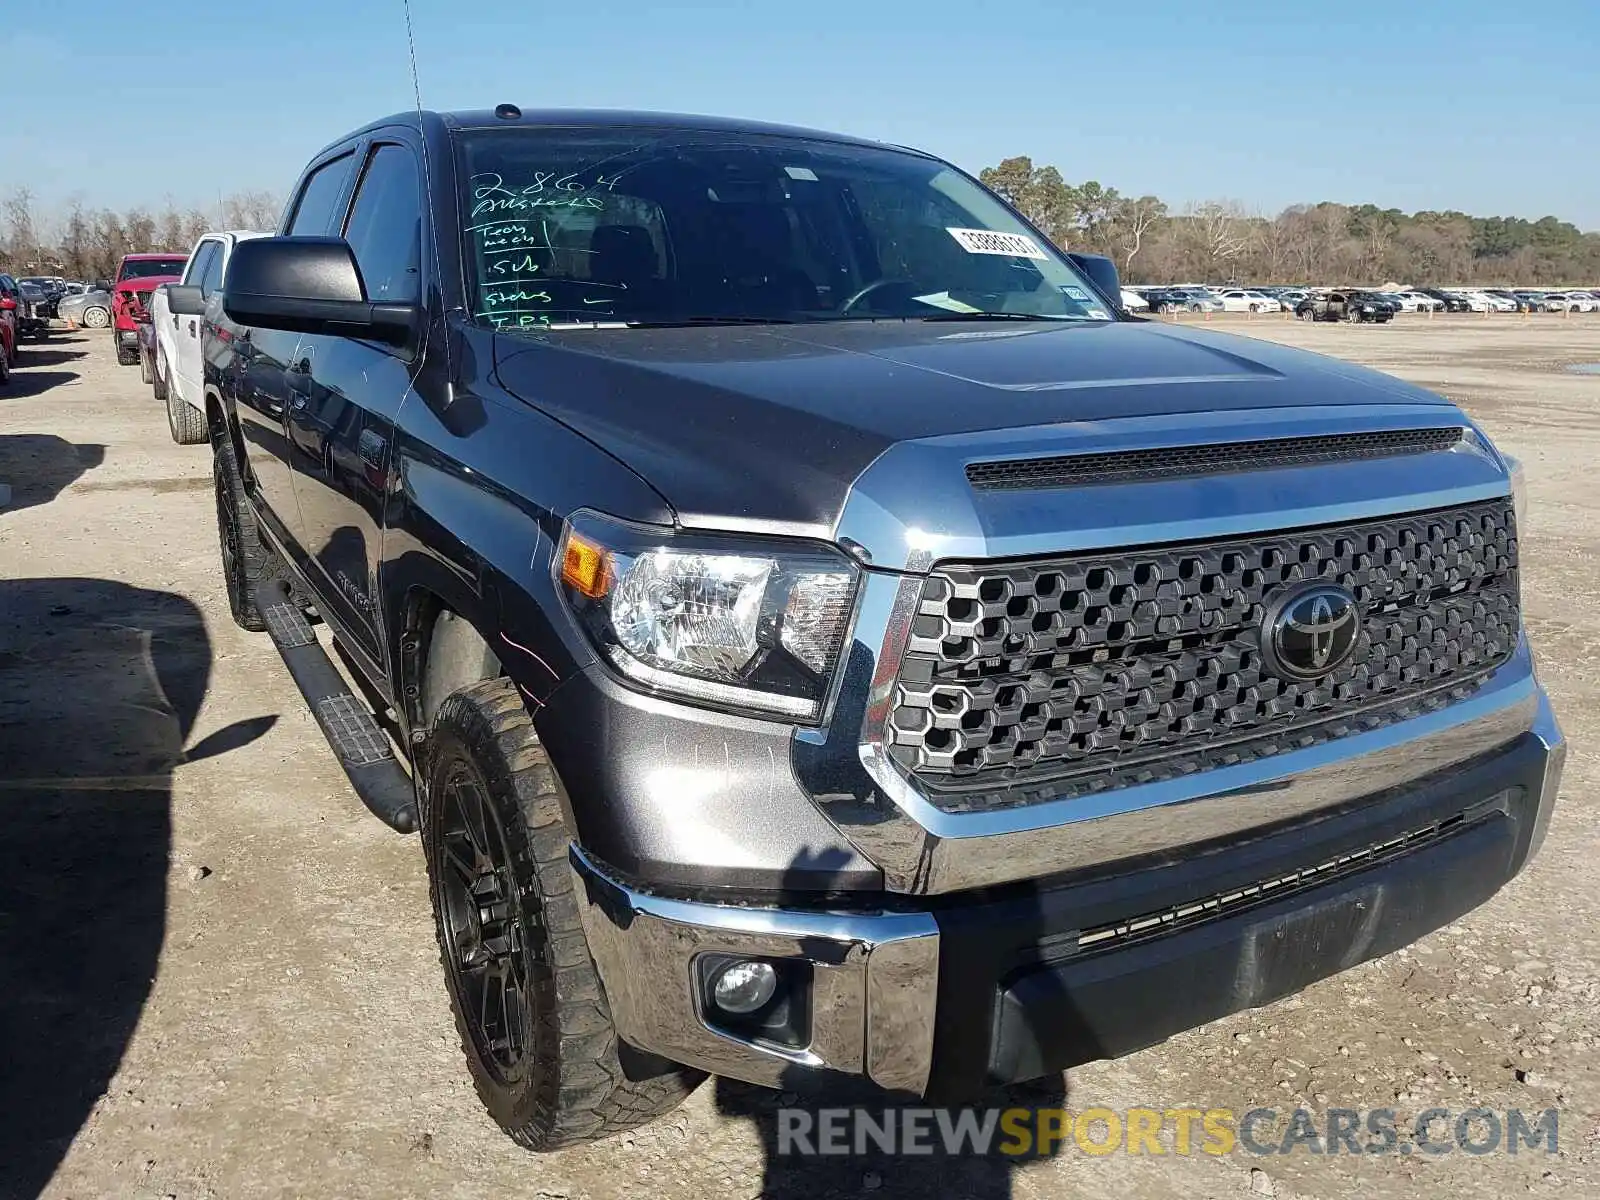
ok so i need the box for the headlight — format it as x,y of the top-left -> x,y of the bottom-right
556,513 -> 859,720
1504,453 -> 1527,531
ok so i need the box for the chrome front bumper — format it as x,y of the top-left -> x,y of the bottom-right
574,690 -> 1564,1096
570,845 -> 941,1094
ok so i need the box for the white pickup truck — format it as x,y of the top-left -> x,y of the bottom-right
149,230 -> 263,444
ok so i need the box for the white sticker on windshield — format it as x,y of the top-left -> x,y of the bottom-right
784,166 -> 818,181
1060,285 -> 1091,301
946,227 -> 1049,260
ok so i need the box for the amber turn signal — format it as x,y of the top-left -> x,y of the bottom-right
561,532 -> 611,599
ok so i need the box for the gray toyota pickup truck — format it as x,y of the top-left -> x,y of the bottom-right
194,107 -> 1565,1150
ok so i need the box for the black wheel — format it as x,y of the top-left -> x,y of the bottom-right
152,347 -> 170,401
139,345 -> 153,385
1248,303 -> 1260,313
212,428 -> 272,631
1297,308 -> 1314,322
1344,307 -> 1362,324
423,678 -> 703,1151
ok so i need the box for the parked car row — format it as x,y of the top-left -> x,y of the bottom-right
1127,282 -> 1600,317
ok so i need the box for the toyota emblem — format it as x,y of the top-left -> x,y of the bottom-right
1261,583 -> 1361,681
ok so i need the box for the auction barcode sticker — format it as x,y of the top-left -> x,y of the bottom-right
946,227 -> 1049,259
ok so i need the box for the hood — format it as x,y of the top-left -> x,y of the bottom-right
493,318 -> 1455,538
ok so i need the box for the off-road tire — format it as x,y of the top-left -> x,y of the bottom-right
168,388 -> 208,445
212,429 -> 271,631
152,348 -> 170,401
422,678 -> 703,1151
83,306 -> 110,329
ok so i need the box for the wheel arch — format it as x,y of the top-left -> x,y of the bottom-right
399,585 -> 505,735
202,386 -> 248,465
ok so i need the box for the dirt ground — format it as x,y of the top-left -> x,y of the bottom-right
1,315 -> 1597,1200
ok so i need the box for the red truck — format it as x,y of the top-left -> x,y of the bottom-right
111,252 -> 188,365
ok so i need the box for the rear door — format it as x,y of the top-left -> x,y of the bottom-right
171,240 -> 219,402
287,138 -> 424,665
233,149 -> 358,558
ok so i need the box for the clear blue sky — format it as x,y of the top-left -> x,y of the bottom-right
3,0 -> 1596,229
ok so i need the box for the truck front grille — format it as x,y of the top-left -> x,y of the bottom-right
887,499 -> 1519,814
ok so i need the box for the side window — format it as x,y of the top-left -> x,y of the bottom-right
286,152 -> 356,236
182,242 -> 217,286
342,144 -> 422,304
199,246 -> 226,297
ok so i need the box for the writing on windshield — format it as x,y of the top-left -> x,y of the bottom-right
457,128 -> 1110,331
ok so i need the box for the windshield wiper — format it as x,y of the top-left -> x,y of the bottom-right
625,316 -> 800,328
917,311 -> 1080,322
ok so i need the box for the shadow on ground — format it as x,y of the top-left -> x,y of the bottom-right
18,343 -> 90,370
0,370 -> 83,401
0,434 -> 103,513
0,579 -> 272,1200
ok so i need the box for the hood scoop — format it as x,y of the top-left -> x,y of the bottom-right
965,426 -> 1465,491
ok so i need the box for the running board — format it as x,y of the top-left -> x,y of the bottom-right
262,602 -> 417,833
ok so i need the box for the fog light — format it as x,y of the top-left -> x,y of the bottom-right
711,960 -> 778,1015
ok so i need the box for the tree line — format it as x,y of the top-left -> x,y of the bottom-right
978,156 -> 1600,286
0,188 -> 282,282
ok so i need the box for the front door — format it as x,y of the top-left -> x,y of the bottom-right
288,140 -> 424,666
173,241 -> 220,402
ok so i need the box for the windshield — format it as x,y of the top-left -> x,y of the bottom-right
455,127 -> 1111,330
118,258 -> 186,281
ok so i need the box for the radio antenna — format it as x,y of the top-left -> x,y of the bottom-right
402,0 -> 426,120
401,0 -> 453,382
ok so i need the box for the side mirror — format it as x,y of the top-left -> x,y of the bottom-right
167,284 -> 206,317
223,236 -> 416,346
0,296 -> 14,312
94,280 -> 111,293
1066,252 -> 1123,308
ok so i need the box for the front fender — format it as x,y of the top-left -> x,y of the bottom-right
379,385 -> 673,721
